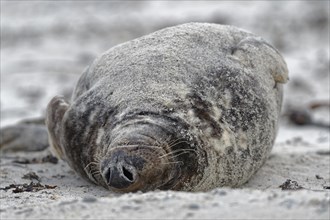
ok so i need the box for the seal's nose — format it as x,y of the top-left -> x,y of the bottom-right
104,163 -> 136,189
101,150 -> 146,189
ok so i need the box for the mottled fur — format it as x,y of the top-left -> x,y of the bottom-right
46,23 -> 288,192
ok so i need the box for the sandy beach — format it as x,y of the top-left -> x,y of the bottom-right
1,1 -> 329,219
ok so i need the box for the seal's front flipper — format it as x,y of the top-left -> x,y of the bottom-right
0,121 -> 49,152
231,36 -> 289,84
46,96 -> 69,160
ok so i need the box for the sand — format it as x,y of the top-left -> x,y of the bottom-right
0,123 -> 329,219
1,1 -> 329,219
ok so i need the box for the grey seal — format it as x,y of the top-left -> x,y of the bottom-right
46,23 -> 288,192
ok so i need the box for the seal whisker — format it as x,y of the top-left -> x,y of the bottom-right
159,136 -> 175,146
170,178 -> 182,190
157,164 -> 182,189
171,140 -> 191,148
166,150 -> 197,160
84,161 -> 99,171
83,158 -> 101,183
155,136 -> 181,151
167,138 -> 187,147
159,137 -> 186,150
159,149 -> 197,159
91,170 -> 101,176
161,160 -> 184,166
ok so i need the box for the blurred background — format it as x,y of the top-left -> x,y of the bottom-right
1,1 -> 329,128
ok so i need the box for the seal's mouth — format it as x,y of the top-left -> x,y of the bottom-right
99,145 -> 179,192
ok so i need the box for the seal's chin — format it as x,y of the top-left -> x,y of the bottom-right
99,145 -> 179,192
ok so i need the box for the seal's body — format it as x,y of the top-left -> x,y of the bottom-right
46,23 -> 288,192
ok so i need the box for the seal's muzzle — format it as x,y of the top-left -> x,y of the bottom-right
101,149 -> 146,189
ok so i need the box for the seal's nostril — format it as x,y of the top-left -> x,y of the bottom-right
104,167 -> 111,183
122,166 -> 134,182
108,166 -> 129,189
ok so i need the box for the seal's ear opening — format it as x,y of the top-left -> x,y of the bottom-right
45,95 -> 69,160
231,36 -> 289,84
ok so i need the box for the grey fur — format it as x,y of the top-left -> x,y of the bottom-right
46,23 -> 288,192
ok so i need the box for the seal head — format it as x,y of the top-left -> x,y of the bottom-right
46,95 -> 204,192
